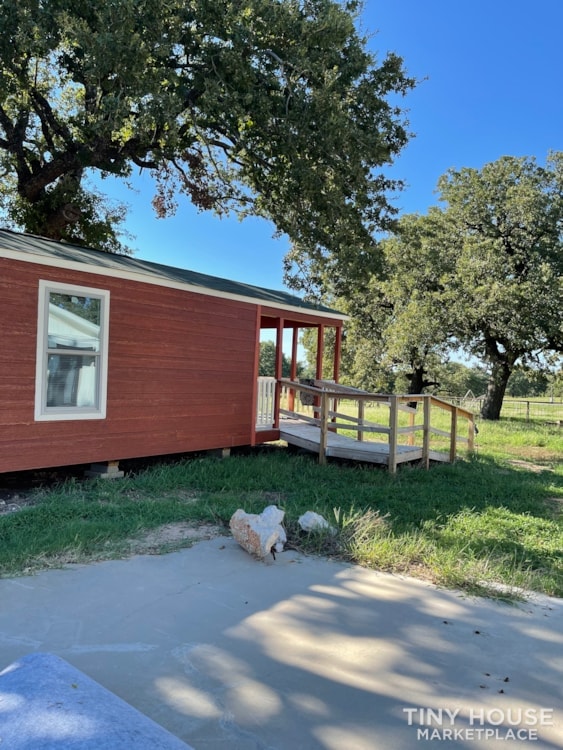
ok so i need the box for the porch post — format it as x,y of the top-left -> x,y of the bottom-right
251,306 -> 262,443
316,324 -> 325,380
273,318 -> 284,428
313,324 -> 325,419
289,326 -> 299,411
333,325 -> 342,383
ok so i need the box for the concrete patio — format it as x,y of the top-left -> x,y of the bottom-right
0,536 -> 561,749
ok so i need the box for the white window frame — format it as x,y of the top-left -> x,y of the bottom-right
35,280 -> 110,421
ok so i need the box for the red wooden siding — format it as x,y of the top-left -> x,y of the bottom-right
0,258 -> 259,473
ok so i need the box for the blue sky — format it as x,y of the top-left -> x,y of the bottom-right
100,0 -> 563,291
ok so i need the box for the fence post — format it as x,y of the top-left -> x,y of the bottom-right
388,395 -> 398,474
526,401 -> 530,422
319,391 -> 329,465
422,396 -> 431,470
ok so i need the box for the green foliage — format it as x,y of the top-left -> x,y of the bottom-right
336,210 -> 454,393
299,327 -> 338,381
436,154 -> 563,418
432,362 -> 488,398
259,340 -> 303,377
333,154 -> 563,416
550,366 -> 563,398
506,366 -> 550,398
1,175 -> 133,254
0,0 -> 414,263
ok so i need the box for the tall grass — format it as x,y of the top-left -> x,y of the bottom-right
0,420 -> 561,599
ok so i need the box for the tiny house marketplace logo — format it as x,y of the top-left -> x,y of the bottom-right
402,706 -> 554,742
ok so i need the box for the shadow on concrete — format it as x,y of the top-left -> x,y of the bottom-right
0,537 -> 561,749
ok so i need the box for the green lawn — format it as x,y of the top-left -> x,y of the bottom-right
0,419 -> 561,600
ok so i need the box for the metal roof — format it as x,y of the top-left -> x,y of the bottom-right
0,229 -> 345,320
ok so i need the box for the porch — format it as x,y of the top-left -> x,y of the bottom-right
255,378 -> 475,473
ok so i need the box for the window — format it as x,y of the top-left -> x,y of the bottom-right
35,281 -> 110,420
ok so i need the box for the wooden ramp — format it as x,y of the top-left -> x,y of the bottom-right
269,380 -> 475,472
279,419 -> 447,468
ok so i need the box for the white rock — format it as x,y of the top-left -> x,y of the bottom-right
229,505 -> 287,558
298,511 -> 335,534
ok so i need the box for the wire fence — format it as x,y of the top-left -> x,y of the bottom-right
442,394 -> 563,424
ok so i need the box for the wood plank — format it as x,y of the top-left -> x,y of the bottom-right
430,427 -> 451,438
429,450 -> 450,463
397,425 -> 424,434
398,404 -> 419,414
279,419 -> 422,467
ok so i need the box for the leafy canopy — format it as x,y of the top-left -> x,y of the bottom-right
335,210 -> 454,393
436,153 -> 563,417
335,153 -> 563,418
0,0 -> 414,260
259,340 -> 304,378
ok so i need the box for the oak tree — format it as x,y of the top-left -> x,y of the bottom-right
0,0 -> 414,263
333,154 -> 563,420
437,154 -> 563,419
340,210 -> 453,395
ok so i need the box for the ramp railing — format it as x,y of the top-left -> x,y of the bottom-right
278,379 -> 475,471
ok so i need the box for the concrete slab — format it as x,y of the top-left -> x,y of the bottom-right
0,537 -> 561,749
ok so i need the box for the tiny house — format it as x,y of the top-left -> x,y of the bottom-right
0,229 -> 345,474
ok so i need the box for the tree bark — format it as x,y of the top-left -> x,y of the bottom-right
407,365 -> 439,409
480,359 -> 511,420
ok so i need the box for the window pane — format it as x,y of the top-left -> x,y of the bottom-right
47,354 -> 98,408
47,293 -> 101,352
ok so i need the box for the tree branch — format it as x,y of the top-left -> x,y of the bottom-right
28,87 -> 75,152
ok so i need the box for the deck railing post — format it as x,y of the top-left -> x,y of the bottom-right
319,391 -> 329,464
468,414 -> 475,454
273,379 -> 281,428
288,386 -> 295,413
449,407 -> 458,463
388,395 -> 398,474
422,396 -> 431,469
357,399 -> 365,442
408,408 -> 416,446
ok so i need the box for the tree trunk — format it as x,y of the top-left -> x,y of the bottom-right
480,359 -> 511,420
408,366 -> 426,396
407,365 -> 439,409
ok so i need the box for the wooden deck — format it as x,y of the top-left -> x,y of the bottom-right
279,419 -> 450,468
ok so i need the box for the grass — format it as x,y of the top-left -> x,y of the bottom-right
0,419 -> 561,600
